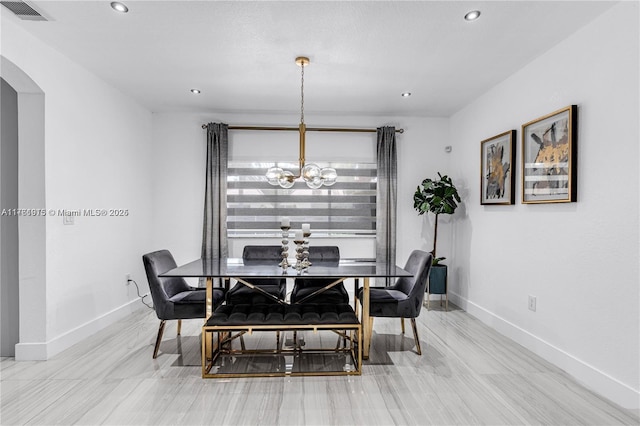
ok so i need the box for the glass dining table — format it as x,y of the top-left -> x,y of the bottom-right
160,257 -> 412,363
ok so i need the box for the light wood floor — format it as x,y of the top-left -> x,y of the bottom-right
1,302 -> 638,425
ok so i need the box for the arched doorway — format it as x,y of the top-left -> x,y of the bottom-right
0,55 -> 47,360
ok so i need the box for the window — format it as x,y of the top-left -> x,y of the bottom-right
227,161 -> 376,238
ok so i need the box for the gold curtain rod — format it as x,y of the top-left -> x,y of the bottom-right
200,124 -> 404,133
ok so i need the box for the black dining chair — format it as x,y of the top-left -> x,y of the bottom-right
142,249 -> 225,359
358,250 -> 432,355
226,245 -> 287,305
290,246 -> 349,304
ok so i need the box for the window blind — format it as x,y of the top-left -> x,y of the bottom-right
227,161 -> 377,237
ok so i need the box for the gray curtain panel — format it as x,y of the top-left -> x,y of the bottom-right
376,126 -> 397,286
201,123 -> 229,285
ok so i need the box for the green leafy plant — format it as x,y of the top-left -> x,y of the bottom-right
432,256 -> 446,266
413,173 -> 461,261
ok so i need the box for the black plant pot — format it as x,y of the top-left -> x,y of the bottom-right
427,264 -> 448,310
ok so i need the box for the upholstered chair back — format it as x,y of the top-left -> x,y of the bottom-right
307,246 -> 340,264
242,245 -> 283,263
143,249 -> 193,320
390,250 -> 433,317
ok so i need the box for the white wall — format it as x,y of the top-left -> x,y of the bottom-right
448,2 -> 639,409
1,15 -> 154,359
151,112 -> 449,269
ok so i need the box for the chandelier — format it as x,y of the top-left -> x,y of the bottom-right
266,57 -> 337,189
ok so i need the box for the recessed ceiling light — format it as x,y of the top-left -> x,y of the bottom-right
464,10 -> 481,21
110,2 -> 128,13
190,89 -> 201,94
401,92 -> 412,97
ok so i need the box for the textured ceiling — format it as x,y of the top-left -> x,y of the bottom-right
7,1 -> 616,116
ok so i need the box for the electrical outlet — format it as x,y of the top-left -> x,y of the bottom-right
528,295 -> 537,312
126,273 -> 131,285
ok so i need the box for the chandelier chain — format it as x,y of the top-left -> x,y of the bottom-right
300,62 -> 305,124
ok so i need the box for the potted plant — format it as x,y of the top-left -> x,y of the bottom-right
413,173 -> 461,308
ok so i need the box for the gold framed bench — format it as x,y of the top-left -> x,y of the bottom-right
202,303 -> 362,378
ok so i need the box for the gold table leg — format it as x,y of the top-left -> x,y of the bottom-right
362,277 -> 371,359
204,277 -> 213,370
205,277 -> 213,318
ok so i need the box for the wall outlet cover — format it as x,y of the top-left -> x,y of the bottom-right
528,295 -> 537,312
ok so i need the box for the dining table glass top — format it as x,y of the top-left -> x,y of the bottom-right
159,258 -> 412,280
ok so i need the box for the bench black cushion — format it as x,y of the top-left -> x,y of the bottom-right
206,303 -> 359,327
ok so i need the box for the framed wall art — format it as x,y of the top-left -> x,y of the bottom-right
521,105 -> 578,204
480,130 -> 516,205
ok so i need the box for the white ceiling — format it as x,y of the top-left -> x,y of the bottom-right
10,1 -> 616,117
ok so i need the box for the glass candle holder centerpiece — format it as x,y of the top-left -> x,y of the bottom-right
279,217 -> 291,269
293,229 -> 305,272
301,223 -> 311,268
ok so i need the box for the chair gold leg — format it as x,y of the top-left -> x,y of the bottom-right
401,318 -> 405,334
177,319 -> 182,335
153,320 -> 166,359
426,292 -> 430,309
410,318 -> 422,355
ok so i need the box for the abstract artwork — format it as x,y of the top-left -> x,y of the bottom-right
522,105 -> 578,203
481,130 -> 516,205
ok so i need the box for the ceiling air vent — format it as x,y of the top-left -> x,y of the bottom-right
1,1 -> 47,21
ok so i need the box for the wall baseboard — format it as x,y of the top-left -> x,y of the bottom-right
15,297 -> 147,361
449,292 -> 640,410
